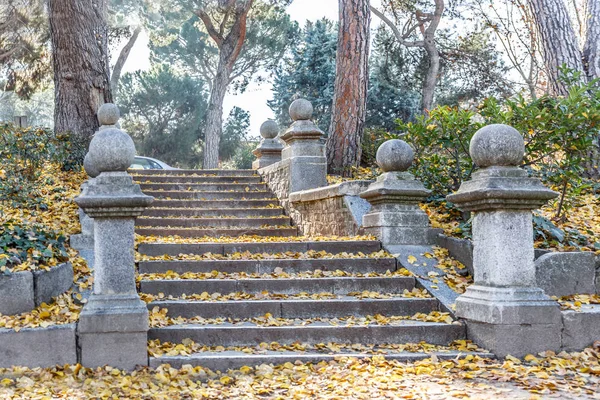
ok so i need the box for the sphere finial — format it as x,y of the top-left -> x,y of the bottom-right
470,124 -> 524,168
83,152 -> 100,178
376,139 -> 414,172
289,99 -> 313,121
88,104 -> 136,173
98,103 -> 120,126
260,120 -> 279,139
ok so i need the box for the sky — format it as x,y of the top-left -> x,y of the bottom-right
120,0 -> 380,136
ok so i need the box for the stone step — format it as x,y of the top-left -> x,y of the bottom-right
135,216 -> 291,229
135,227 -> 298,239
143,190 -> 275,200
149,199 -> 280,209
149,349 -> 494,371
138,241 -> 382,257
148,297 -> 438,319
139,276 -> 415,297
138,183 -> 266,192
138,257 -> 397,274
142,208 -> 284,219
134,175 -> 262,184
149,321 -> 465,347
131,169 -> 257,177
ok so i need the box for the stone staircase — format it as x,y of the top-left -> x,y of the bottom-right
133,169 -> 490,371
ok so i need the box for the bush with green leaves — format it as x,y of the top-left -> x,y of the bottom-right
0,220 -> 69,273
0,123 -> 81,208
396,75 -> 600,220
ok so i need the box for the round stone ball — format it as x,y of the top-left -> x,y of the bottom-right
83,152 -> 100,178
97,103 -> 120,126
88,128 -> 136,173
260,120 -> 279,139
376,139 -> 414,172
289,99 -> 313,121
470,124 -> 524,167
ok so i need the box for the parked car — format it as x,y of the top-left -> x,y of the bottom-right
130,156 -> 178,170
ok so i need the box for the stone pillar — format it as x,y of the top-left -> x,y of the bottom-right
75,104 -> 153,370
446,124 -> 561,358
360,139 -> 433,245
280,99 -> 327,193
253,120 -> 283,169
70,154 -> 99,253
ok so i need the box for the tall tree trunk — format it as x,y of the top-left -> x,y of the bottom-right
583,0 -> 600,178
111,26 -> 142,93
48,0 -> 111,142
527,0 -> 585,95
583,0 -> 600,81
420,1 -> 444,112
327,0 -> 371,176
196,0 -> 253,169
203,59 -> 231,169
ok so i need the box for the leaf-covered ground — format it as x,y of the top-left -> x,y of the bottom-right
423,194 -> 600,252
1,348 -> 599,399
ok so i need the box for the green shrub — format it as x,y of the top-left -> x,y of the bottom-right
395,75 -> 600,219
0,220 -> 69,273
0,124 -> 81,208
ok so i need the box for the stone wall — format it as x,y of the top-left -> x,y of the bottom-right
259,158 -> 291,212
259,160 -> 372,237
289,181 -> 372,236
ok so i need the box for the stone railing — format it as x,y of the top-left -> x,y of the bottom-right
288,180 -> 372,236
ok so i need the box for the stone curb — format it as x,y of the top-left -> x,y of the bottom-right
0,324 -> 77,368
0,262 -> 74,316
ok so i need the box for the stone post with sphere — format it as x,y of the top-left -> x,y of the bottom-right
280,99 -> 327,193
253,120 -> 283,169
75,103 -> 154,370
70,154 -> 100,255
360,139 -> 434,245
447,124 -> 561,357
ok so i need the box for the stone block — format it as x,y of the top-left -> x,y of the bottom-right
0,324 -> 77,368
33,262 -> 74,306
79,332 -> 148,370
465,321 -> 561,358
0,271 -> 34,315
561,305 -> 600,351
535,252 -> 596,297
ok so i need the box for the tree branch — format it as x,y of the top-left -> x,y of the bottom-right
110,26 -> 142,92
194,9 -> 224,47
370,6 -> 424,48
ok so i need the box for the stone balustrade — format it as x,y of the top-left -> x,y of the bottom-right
253,120 -> 283,169
446,124 -> 562,357
75,103 -> 153,370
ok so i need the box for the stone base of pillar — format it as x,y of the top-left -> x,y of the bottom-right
465,321 -> 561,358
77,294 -> 149,370
252,154 -> 281,170
70,234 -> 94,251
289,157 -> 327,193
457,285 -> 562,357
364,225 -> 436,246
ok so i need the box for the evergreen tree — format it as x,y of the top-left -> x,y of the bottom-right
220,106 -> 251,162
118,64 -> 208,168
268,19 -> 337,132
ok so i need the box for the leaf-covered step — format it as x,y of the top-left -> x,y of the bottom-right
141,207 -> 284,219
131,169 -> 257,177
135,226 -> 298,239
135,216 -> 291,229
138,183 -> 267,192
146,297 -> 438,319
142,190 -> 275,200
139,276 -> 415,297
137,240 -> 381,257
138,257 -> 397,274
148,199 -> 280,209
133,175 -> 262,184
148,320 -> 465,347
